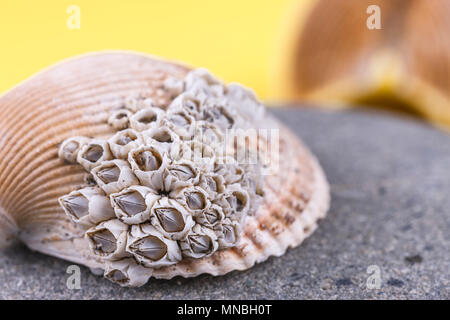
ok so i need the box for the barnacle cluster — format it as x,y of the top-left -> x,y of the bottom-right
58,69 -> 266,286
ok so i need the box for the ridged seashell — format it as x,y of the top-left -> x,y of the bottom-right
0,52 -> 329,286
127,224 -> 182,268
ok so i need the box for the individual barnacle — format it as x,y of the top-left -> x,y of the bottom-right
164,110 -> 196,139
124,96 -> 153,113
163,160 -> 200,191
214,218 -> 241,250
108,128 -> 144,159
128,145 -> 168,192
163,76 -> 185,98
170,186 -> 210,215
179,224 -> 219,259
184,68 -> 225,99
150,197 -> 195,240
176,140 -> 216,170
58,136 -> 90,163
169,92 -> 204,118
198,173 -> 225,198
110,186 -> 160,224
213,185 -> 249,221
202,104 -> 235,130
213,159 -> 244,184
91,159 -> 139,195
108,109 -> 132,130
86,219 -> 129,260
224,184 -> 250,218
194,204 -> 225,228
126,224 -> 182,268
59,187 -> 115,228
129,107 -> 164,132
192,121 -> 224,146
104,258 -> 153,287
142,126 -> 181,156
76,139 -> 113,171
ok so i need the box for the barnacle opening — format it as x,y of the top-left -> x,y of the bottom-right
133,148 -> 162,171
188,234 -> 212,254
169,163 -> 196,181
135,110 -> 158,124
114,191 -> 146,216
185,191 -> 206,210
202,207 -> 223,226
63,141 -> 79,154
154,208 -> 185,233
227,191 -> 248,213
130,236 -> 167,261
149,127 -> 174,143
115,131 -> 137,146
89,229 -> 117,255
96,164 -> 120,184
60,195 -> 89,219
82,145 -> 104,163
168,112 -> 192,127
107,269 -> 128,283
222,224 -> 237,244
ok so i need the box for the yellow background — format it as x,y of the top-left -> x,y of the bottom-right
0,0 -> 301,100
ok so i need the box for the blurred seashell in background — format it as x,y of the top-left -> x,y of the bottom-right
274,0 -> 450,129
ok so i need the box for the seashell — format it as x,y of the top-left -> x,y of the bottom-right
0,52 -> 329,287
275,0 -> 450,129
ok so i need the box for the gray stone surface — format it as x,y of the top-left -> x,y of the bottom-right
0,108 -> 449,299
